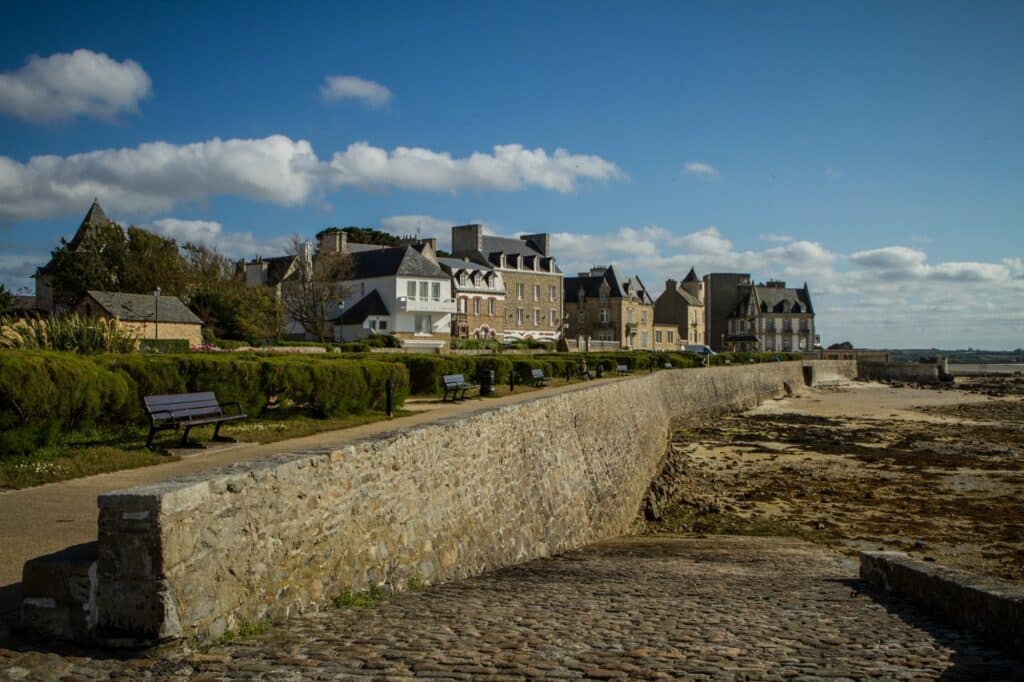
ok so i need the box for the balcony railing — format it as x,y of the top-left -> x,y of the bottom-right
397,296 -> 457,313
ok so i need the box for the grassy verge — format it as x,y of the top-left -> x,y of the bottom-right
0,409 -> 408,491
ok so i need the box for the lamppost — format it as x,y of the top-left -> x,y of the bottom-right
336,299 -> 345,342
154,287 -> 161,341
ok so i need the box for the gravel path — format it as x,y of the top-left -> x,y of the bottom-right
2,535 -> 1021,680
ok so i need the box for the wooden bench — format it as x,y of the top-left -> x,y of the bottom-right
617,364 -> 631,375
143,391 -> 247,449
442,374 -> 477,401
530,368 -> 550,387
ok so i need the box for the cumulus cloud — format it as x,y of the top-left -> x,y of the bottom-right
320,75 -> 392,108
0,136 -> 625,222
850,245 -> 928,271
327,143 -> 625,193
683,161 -> 719,178
148,218 -> 289,258
0,49 -> 151,123
0,251 -> 48,292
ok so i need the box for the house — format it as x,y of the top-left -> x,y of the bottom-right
703,272 -> 753,351
35,200 -> 121,313
439,257 -> 506,340
329,235 -> 454,350
653,267 -> 706,348
73,290 -> 204,345
564,265 -> 655,350
450,225 -> 563,342
725,280 -> 816,352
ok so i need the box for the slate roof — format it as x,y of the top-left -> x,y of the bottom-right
38,200 -> 121,274
459,235 -> 562,274
335,289 -> 390,324
734,283 -> 814,316
261,255 -> 299,286
438,257 -> 494,273
564,265 -> 653,304
683,267 -> 699,283
83,291 -> 203,325
350,246 -> 446,279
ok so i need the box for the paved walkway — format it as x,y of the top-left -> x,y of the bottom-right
0,377 -> 622,621
2,536 -> 1021,680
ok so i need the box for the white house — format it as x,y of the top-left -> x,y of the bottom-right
332,238 -> 455,350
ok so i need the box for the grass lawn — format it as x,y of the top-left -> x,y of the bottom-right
0,409 -> 407,491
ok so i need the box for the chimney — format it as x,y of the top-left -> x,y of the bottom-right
302,240 -> 314,265
521,233 -> 549,256
317,229 -> 346,254
451,224 -> 483,256
665,278 -> 677,292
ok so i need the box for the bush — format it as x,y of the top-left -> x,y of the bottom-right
0,315 -> 139,353
0,350 -> 411,455
0,351 -> 136,455
450,338 -> 500,351
139,339 -> 191,353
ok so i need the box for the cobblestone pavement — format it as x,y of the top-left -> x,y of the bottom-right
2,535 -> 1022,680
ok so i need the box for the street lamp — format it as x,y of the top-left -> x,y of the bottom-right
154,287 -> 161,341
336,299 -> 345,342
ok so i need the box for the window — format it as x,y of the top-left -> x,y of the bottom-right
458,297 -> 466,313
599,308 -> 609,324
534,284 -> 541,301
641,331 -> 649,348
799,337 -> 807,350
641,310 -> 647,323
431,282 -> 440,300
668,331 -> 673,343
378,320 -> 387,331
577,309 -> 585,322
407,281 -> 416,299
533,309 -> 541,326
765,337 -> 774,351
474,298 -> 481,315
517,283 -> 524,300
549,309 -> 557,326
515,308 -> 524,325
488,298 -> 495,316
419,281 -> 428,300
459,272 -> 467,286
549,285 -> 556,302
656,330 -> 663,343
414,313 -> 432,334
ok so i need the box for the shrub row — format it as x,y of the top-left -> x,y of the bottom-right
0,351 -> 409,456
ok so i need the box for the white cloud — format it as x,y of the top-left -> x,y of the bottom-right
0,49 -> 151,123
683,161 -> 719,178
0,251 -> 48,292
148,218 -> 289,258
0,136 -> 624,222
850,245 -> 928,271
320,75 -> 392,108
760,233 -> 793,243
327,142 -> 625,193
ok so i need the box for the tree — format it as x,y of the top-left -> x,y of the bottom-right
122,226 -> 189,297
827,341 -> 854,350
281,236 -> 354,341
46,222 -> 127,308
235,286 -> 285,343
0,284 -> 13,317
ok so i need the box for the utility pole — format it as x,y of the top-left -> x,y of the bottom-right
154,287 -> 161,341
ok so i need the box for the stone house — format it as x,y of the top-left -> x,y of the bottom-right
73,290 -> 204,346
726,280 -> 816,352
439,257 -> 506,340
450,225 -> 563,342
564,265 -> 655,350
653,267 -> 706,348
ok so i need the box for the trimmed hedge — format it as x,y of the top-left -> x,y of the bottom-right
0,351 -> 409,455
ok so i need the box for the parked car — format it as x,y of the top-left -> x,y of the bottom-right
682,344 -> 716,356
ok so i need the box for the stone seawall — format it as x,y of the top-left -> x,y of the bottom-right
90,361 -> 852,645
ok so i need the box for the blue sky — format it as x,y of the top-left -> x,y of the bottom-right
2,1 -> 1022,348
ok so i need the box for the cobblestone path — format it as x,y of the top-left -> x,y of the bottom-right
2,535 -> 1022,680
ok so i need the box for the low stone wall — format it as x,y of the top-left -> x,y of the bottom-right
860,551 -> 1024,653
857,361 -> 945,384
44,361 -> 853,646
801,360 -> 856,386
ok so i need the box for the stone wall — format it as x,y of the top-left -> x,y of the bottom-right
88,361 -> 853,645
857,361 -> 943,384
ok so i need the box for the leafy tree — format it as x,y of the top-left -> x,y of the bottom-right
0,284 -> 13,316
325,226 -> 401,247
122,226 -> 189,297
235,286 -> 285,343
281,235 -> 354,341
46,222 -> 127,308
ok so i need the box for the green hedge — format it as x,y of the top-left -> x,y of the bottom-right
139,339 -> 191,353
0,351 -> 409,455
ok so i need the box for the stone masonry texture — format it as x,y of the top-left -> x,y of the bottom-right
4,535 -> 1023,679
93,361 -> 855,645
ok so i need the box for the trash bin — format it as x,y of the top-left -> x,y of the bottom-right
477,368 -> 495,396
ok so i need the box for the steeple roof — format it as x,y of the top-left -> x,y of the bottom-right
682,267 -> 699,283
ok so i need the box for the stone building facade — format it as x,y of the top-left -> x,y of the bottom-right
726,280 -> 816,352
73,290 -> 204,346
564,266 -> 655,350
439,258 -> 506,339
450,225 -> 563,342
653,267 -> 706,348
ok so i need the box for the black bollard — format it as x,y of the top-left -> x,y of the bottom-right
509,370 -> 515,393
566,365 -> 572,382
385,379 -> 394,417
